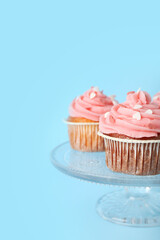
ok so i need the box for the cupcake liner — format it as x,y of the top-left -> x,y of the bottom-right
64,119 -> 105,152
98,132 -> 160,175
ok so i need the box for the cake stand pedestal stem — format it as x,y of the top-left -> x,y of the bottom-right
96,187 -> 160,227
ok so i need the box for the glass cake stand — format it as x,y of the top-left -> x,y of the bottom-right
51,142 -> 160,227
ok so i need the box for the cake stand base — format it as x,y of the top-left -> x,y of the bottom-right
96,187 -> 160,227
52,142 -> 160,227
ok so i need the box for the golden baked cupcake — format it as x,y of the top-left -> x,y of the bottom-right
99,89 -> 160,175
65,87 -> 118,152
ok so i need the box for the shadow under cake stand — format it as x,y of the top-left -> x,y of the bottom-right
51,142 -> 160,227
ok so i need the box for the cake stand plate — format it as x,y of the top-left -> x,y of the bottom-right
51,142 -> 160,227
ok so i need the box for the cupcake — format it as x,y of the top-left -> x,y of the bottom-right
65,87 -> 118,152
153,92 -> 160,105
99,89 -> 160,175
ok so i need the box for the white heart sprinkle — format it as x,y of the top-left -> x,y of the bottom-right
133,112 -> 141,120
112,100 -> 118,105
153,95 -> 159,100
137,88 -> 141,93
145,109 -> 153,114
104,112 -> 110,118
133,104 -> 142,109
90,92 -> 96,99
92,87 -> 99,92
109,95 -> 116,100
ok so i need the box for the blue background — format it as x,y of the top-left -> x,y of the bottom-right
1,0 -> 160,239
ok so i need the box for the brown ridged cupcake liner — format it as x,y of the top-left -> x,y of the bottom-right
64,120 -> 105,152
98,132 -> 160,176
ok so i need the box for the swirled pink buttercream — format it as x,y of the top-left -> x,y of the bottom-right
99,90 -> 160,138
69,87 -> 118,121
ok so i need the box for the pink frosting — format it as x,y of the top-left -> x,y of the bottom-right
99,90 -> 160,138
153,92 -> 160,105
69,87 -> 118,121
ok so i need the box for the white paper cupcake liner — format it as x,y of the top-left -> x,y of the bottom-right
64,119 -> 104,152
98,132 -> 160,175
